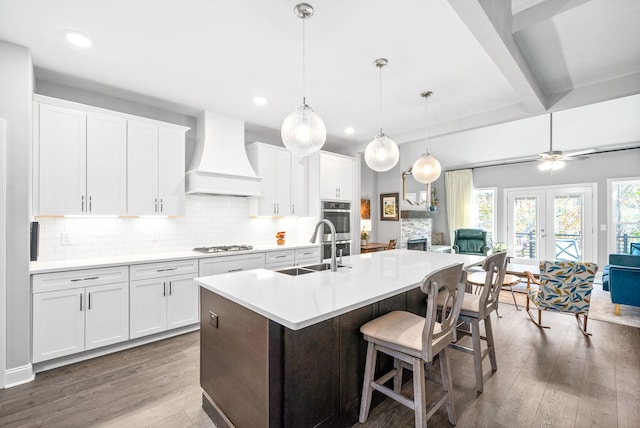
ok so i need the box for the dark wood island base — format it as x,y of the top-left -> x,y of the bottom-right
200,286 -> 427,428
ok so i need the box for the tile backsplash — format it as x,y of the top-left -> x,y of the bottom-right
35,195 -> 319,261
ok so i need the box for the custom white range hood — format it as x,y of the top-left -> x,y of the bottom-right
186,111 -> 261,197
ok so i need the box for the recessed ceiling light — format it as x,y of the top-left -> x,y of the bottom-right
253,96 -> 268,106
345,127 -> 356,135
64,30 -> 92,48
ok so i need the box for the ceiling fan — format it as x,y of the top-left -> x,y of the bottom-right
537,113 -> 595,173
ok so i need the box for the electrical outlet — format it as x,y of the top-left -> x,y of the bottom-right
61,232 -> 72,246
151,232 -> 159,242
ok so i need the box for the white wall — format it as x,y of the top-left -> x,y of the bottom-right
0,41 -> 33,383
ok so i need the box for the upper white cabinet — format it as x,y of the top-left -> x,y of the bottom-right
33,96 -> 188,216
309,152 -> 354,202
247,143 -> 308,216
36,104 -> 127,215
128,121 -> 186,216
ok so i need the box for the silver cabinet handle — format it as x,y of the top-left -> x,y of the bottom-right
228,268 -> 243,273
160,198 -> 164,213
88,292 -> 92,310
155,198 -> 158,213
89,195 -> 92,212
275,255 -> 287,259
83,276 -> 99,280
273,203 -> 276,214
71,278 -> 83,282
156,267 -> 177,272
81,195 -> 85,212
291,204 -> 295,214
79,294 -> 83,311
169,280 -> 172,296
163,281 -> 166,297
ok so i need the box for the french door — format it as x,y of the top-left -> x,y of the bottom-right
506,185 -> 595,263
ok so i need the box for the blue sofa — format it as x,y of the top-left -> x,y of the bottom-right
602,250 -> 640,315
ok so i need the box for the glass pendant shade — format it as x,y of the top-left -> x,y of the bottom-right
281,104 -> 326,156
412,153 -> 442,183
364,133 -> 399,172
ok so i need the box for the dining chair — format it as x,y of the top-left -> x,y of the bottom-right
387,239 -> 397,250
359,262 -> 465,428
443,251 -> 507,393
524,260 -> 598,336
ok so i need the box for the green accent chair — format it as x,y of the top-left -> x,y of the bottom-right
452,228 -> 490,256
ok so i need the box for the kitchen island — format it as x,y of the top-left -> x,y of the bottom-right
197,249 -> 483,428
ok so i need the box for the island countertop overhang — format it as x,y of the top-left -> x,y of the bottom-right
196,249 -> 484,330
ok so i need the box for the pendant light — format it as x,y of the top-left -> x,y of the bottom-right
281,3 -> 326,157
364,58 -> 399,172
412,91 -> 441,183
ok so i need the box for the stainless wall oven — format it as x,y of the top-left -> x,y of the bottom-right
320,201 -> 351,259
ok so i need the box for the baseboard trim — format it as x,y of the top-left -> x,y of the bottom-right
4,363 -> 35,388
33,324 -> 200,374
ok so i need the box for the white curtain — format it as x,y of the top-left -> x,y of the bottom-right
445,169 -> 474,246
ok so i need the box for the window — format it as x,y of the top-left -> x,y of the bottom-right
609,178 -> 640,254
472,188 -> 496,245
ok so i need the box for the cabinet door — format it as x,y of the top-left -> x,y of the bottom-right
158,126 -> 185,216
130,278 -> 167,339
167,273 -> 199,329
87,113 -> 127,215
198,253 -> 266,276
319,154 -> 339,200
127,120 -> 159,215
85,282 -> 129,350
334,157 -> 353,201
38,104 -> 87,215
248,144 -> 277,215
274,149 -> 291,216
290,155 -> 308,216
33,288 -> 85,363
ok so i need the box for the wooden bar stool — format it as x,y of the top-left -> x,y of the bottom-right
359,263 -> 465,427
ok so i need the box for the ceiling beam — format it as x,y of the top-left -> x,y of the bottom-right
447,0 -> 547,113
512,0 -> 592,33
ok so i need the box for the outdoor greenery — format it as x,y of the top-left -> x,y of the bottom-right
473,189 -> 494,242
614,180 -> 640,253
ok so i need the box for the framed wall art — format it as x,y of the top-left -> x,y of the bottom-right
380,193 -> 399,221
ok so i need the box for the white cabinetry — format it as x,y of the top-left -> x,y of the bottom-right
247,143 -> 308,216
265,250 -> 295,270
32,266 -> 129,363
318,153 -> 353,201
36,103 -> 127,215
294,247 -> 322,266
127,121 -> 186,216
199,253 -> 266,276
129,259 -> 199,339
34,95 -> 188,216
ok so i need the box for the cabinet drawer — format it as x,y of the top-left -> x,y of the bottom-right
295,247 -> 321,262
265,250 -> 294,266
130,259 -> 198,281
199,253 -> 266,276
32,266 -> 129,294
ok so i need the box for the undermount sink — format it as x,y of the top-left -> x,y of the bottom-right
276,267 -> 317,276
276,263 -> 347,276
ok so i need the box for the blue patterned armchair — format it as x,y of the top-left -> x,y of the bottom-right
524,260 -> 598,336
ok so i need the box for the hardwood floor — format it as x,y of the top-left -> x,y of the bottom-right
1,303 -> 639,428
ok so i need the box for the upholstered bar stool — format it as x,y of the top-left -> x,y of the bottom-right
359,263 -> 465,428
442,251 -> 507,393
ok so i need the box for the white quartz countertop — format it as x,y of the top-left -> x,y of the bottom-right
30,243 -> 320,274
196,249 -> 484,330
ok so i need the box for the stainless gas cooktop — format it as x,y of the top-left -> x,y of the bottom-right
193,245 -> 254,254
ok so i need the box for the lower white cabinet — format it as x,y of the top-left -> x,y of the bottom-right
32,281 -> 129,363
129,260 -> 199,339
265,250 -> 295,270
294,247 -> 321,266
199,253 -> 266,276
